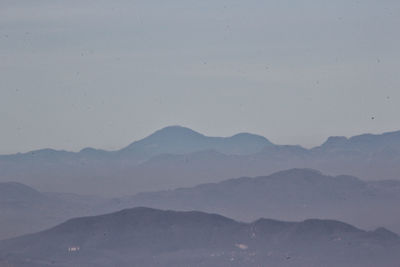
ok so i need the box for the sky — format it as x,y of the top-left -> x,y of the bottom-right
0,0 -> 399,154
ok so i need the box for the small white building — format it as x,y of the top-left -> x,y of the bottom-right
68,246 -> 80,252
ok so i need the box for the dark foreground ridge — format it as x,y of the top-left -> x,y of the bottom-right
3,168 -> 400,241
0,207 -> 399,267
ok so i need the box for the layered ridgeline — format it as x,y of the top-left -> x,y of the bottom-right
0,182 -> 107,240
107,169 -> 400,234
3,169 -> 400,241
0,207 -> 399,267
1,126 -> 400,195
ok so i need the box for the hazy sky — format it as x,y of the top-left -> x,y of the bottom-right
1,0 -> 399,154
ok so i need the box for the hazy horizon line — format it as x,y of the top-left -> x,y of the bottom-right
2,125 -> 399,155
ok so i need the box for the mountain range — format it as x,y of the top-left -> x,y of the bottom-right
108,168 -> 400,234
1,207 -> 399,267
0,182 -> 106,240
2,169 -> 400,241
1,126 -> 400,196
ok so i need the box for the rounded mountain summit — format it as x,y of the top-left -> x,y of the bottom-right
119,126 -> 274,158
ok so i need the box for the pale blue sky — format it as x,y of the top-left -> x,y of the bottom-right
1,0 -> 399,153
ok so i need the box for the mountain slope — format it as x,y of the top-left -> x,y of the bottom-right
0,182 -> 106,240
119,125 -> 273,158
315,130 -> 400,153
0,207 -> 399,267
0,182 -> 47,204
1,127 -> 400,196
109,169 -> 400,234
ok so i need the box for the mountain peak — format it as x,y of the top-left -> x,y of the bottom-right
230,132 -> 272,144
3,206 -> 399,267
316,130 -> 400,152
120,126 -> 272,157
318,136 -> 348,149
0,182 -> 45,203
148,125 -> 204,139
372,227 -> 400,241
272,168 -> 323,177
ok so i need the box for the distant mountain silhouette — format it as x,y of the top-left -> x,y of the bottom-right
315,130 -> 400,153
119,126 -> 273,159
1,207 -> 399,267
0,182 -> 47,204
1,126 -> 400,195
3,169 -> 400,241
0,182 -> 106,240
109,169 -> 400,234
